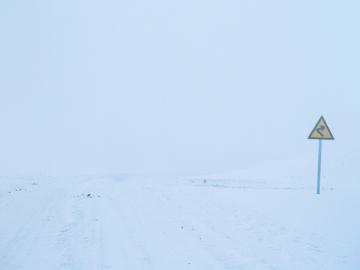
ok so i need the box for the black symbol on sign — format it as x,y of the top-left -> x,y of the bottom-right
316,125 -> 326,137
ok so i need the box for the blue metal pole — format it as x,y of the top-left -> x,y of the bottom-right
317,139 -> 323,194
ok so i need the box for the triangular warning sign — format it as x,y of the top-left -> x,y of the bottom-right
308,116 -> 334,140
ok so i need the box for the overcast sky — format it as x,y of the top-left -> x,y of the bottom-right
0,0 -> 359,175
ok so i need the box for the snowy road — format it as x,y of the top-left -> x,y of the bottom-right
0,175 -> 359,270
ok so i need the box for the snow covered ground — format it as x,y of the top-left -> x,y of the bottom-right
0,157 -> 359,270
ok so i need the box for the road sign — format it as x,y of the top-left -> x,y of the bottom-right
308,116 -> 334,140
308,116 -> 334,194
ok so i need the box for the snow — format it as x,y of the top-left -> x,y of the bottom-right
0,156 -> 359,270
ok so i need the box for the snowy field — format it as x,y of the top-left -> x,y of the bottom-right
0,158 -> 359,270
2,0 -> 360,269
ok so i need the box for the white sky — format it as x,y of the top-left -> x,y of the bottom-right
0,0 -> 359,175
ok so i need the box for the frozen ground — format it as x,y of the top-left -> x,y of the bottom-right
0,157 -> 359,270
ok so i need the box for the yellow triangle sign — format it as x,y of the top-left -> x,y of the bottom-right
308,116 -> 334,140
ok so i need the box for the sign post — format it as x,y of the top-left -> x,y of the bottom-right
308,116 -> 334,194
316,139 -> 322,194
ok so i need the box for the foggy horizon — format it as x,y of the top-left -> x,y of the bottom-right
1,0 -> 359,175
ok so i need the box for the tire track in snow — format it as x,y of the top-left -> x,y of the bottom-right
0,189 -> 66,270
